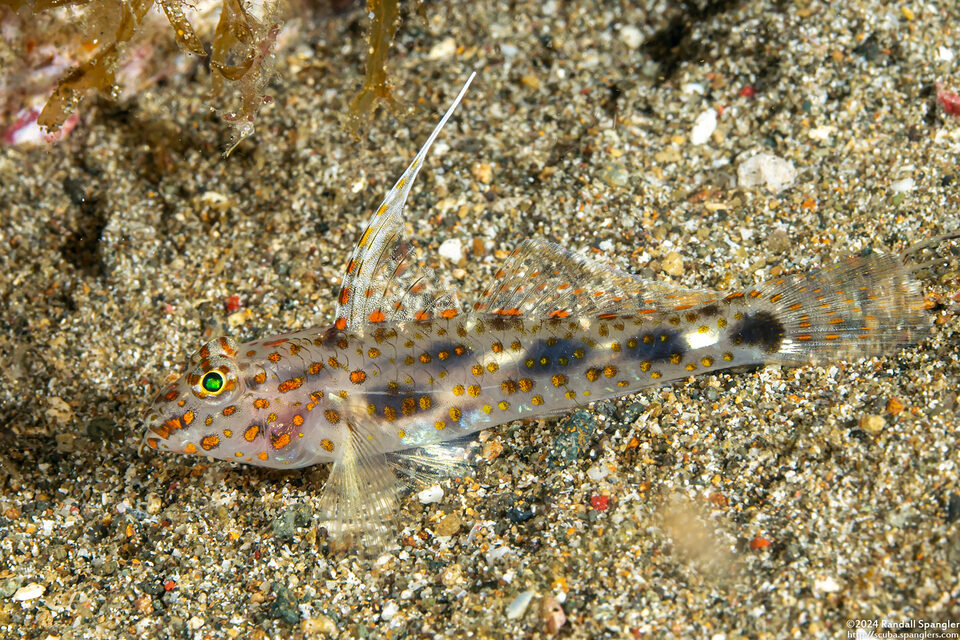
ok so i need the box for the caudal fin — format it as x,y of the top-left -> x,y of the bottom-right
756,253 -> 929,365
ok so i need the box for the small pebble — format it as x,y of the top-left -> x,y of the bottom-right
886,397 -> 905,415
738,153 -> 797,194
435,512 -> 461,537
427,37 -> 457,60
381,600 -> 399,621
541,595 -> 567,636
12,582 -> 45,601
766,229 -> 790,254
620,25 -> 643,49
859,414 -> 885,434
661,252 -> 684,277
505,589 -> 535,620
302,614 -> 338,636
890,177 -> 915,193
586,464 -> 609,482
690,109 -> 717,145
438,238 -> 463,262
482,439 -> 503,461
45,397 -> 73,425
418,484 -> 444,504
471,162 -> 493,184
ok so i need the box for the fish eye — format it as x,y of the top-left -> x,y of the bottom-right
201,371 -> 225,395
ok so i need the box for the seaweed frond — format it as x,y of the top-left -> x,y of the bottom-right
347,0 -> 401,133
2,0 -> 282,151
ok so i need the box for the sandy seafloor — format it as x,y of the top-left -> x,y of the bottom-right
2,1 -> 960,638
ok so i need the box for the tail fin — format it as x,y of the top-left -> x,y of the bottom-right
756,253 -> 929,365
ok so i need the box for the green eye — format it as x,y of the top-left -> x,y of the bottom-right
201,371 -> 225,395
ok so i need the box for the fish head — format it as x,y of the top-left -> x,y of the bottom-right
141,336 -> 246,458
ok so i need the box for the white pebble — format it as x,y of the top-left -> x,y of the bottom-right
381,601 -> 399,621
438,238 -> 463,262
13,583 -> 45,601
586,464 -> 609,482
505,589 -> 535,620
418,484 -> 444,504
428,37 -> 457,60
813,576 -> 841,593
807,125 -> 835,141
619,26 -> 643,49
737,152 -> 797,194
890,177 -> 915,193
690,109 -> 717,145
485,545 -> 511,563
939,46 -> 954,62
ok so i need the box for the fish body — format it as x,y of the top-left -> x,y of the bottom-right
143,252 -> 926,469
141,73 -> 940,548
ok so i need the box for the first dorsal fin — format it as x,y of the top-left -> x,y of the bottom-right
475,239 -> 720,319
333,73 -> 476,332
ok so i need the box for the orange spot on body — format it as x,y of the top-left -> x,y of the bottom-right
350,370 -> 367,384
278,377 -> 304,393
368,310 -> 386,323
200,435 -> 220,450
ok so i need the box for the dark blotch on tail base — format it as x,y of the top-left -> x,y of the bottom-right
730,311 -> 785,353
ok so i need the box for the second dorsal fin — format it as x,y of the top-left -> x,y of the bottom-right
474,239 -> 720,319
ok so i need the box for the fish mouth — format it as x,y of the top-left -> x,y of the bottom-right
138,409 -> 165,455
